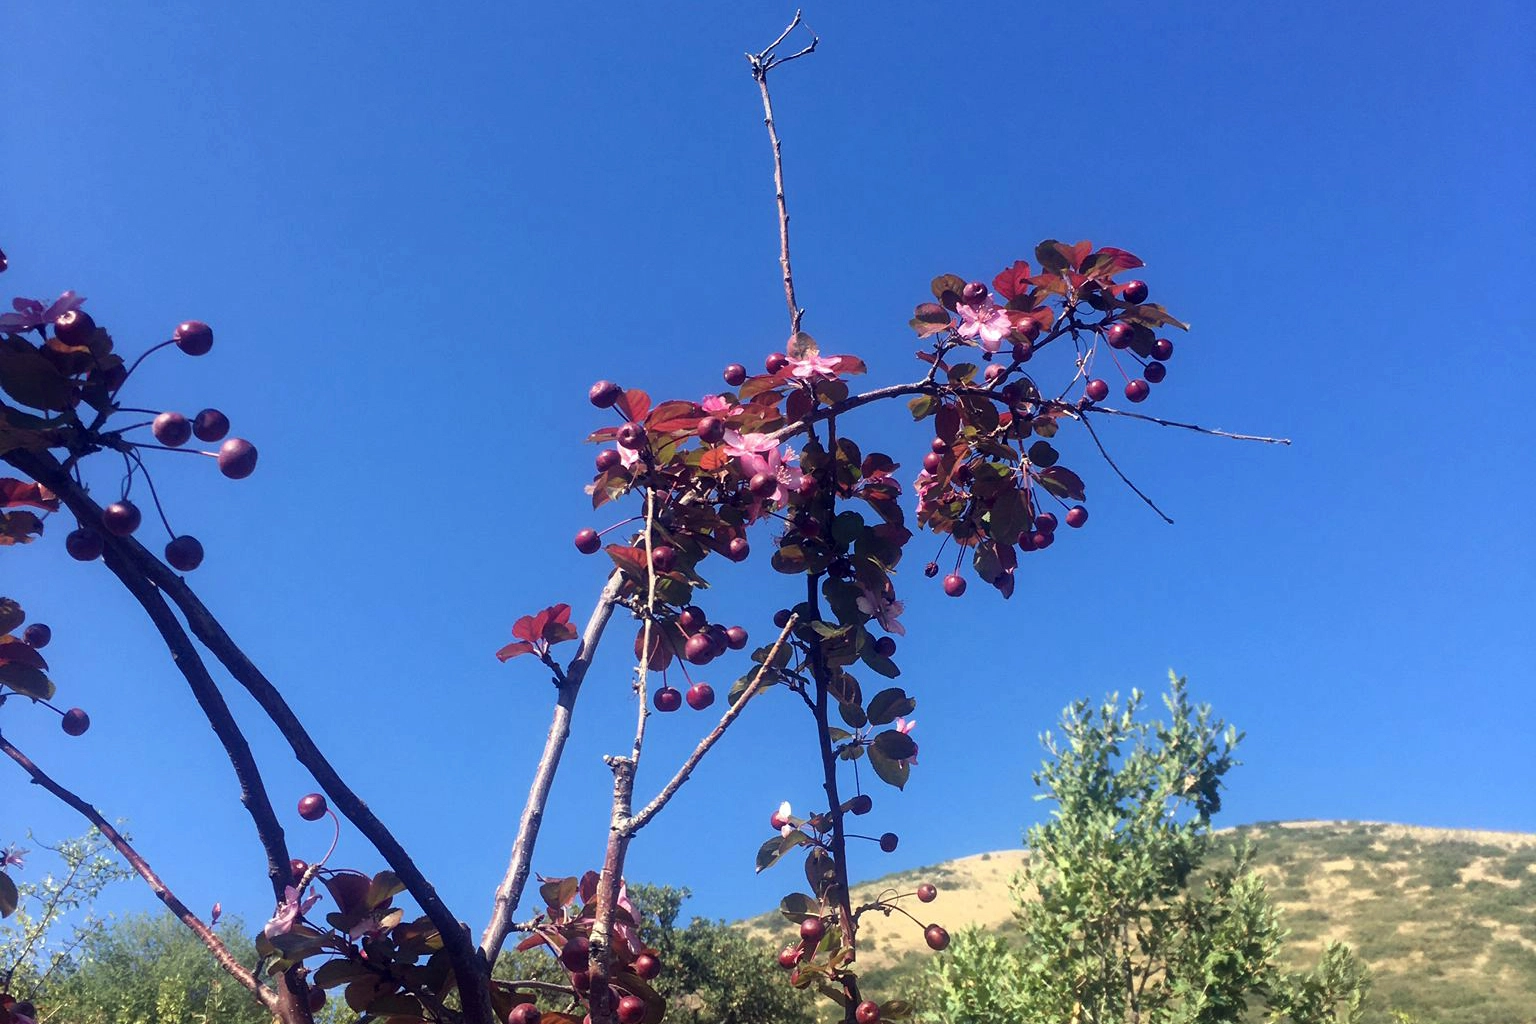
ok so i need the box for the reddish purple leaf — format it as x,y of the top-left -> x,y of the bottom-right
0,635 -> 47,671
616,389 -> 651,423
0,478 -> 57,512
992,260 -> 1033,302
495,640 -> 537,662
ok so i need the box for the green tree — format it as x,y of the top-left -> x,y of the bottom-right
920,676 -> 1368,1024
0,828 -> 132,1003
495,884 -> 815,1024
44,912 -> 349,1024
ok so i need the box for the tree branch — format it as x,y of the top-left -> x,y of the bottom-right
0,731 -> 278,1015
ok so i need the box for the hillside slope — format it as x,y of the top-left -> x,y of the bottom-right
741,822 -> 1536,1024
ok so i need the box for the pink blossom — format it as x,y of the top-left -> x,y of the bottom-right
772,800 -> 795,836
955,300 -> 1013,353
263,885 -> 321,938
614,879 -> 644,957
726,431 -> 803,509
787,352 -> 843,381
615,445 -> 640,469
1,844 -> 26,870
210,902 -> 222,926
0,291 -> 85,334
700,394 -> 741,416
856,587 -> 906,636
722,430 -> 779,458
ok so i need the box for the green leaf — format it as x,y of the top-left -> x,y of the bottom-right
366,870 -> 406,909
839,702 -> 868,729
779,892 -> 819,922
860,643 -> 900,679
0,342 -> 74,411
0,597 -> 23,635
867,687 -> 915,726
755,831 -> 807,873
987,487 -> 1030,544
1036,466 -> 1086,501
868,744 -> 910,791
0,661 -> 54,700
314,957 -> 375,988
907,394 -> 935,420
873,728 -> 918,761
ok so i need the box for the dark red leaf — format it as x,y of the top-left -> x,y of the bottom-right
1084,246 -> 1144,278
0,635 -> 47,671
910,303 -> 951,339
495,641 -> 537,662
992,260 -> 1033,302
0,479 -> 58,512
0,511 -> 43,545
616,389 -> 651,423
1036,466 -> 1086,501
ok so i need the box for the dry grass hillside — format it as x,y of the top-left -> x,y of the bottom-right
739,821 -> 1536,1024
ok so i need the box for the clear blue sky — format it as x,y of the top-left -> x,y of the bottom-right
3,1 -> 1533,934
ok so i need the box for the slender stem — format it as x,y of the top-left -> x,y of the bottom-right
748,11 -> 818,338
627,615 -> 799,833
0,732 -> 279,1016
1075,412 -> 1175,525
1084,404 -> 1292,444
480,570 -> 625,963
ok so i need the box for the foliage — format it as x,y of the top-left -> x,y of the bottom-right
44,912 -> 349,1024
919,677 -> 1369,1024
0,828 -> 131,1000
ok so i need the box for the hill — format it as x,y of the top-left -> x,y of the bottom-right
740,822 -> 1536,1024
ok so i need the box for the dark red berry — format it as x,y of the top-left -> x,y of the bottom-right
217,438 -> 259,479
1012,340 -> 1034,362
1034,512 -> 1058,534
589,381 -> 622,408
101,500 -> 142,537
153,411 -> 192,447
772,608 -> 792,628
174,320 -> 213,356
1105,323 -> 1134,349
724,363 -> 748,386
22,623 -> 51,648
983,363 -> 1006,383
61,708 -> 90,736
879,832 -> 899,853
874,636 -> 896,658
777,945 -> 799,969
560,936 -> 590,972
1018,530 -> 1039,551
683,633 -> 713,665
654,687 -> 682,713
508,1003 -> 541,1024
727,537 -> 750,562
1124,379 -> 1150,403
66,527 -> 104,561
925,924 -> 950,950
1066,505 -> 1088,528
697,416 -> 726,443
634,953 -> 662,980
54,309 -> 96,346
574,528 -> 601,554
917,883 -> 937,903
765,352 -> 788,374
685,683 -> 715,710
165,535 -> 205,572
923,562 -> 939,578
617,995 -> 645,1024
290,858 -> 309,882
1144,361 -> 1167,383
307,986 -> 326,1012
1152,337 -> 1174,361
595,449 -> 621,472
931,437 -> 948,454
297,793 -> 328,821
192,408 -> 230,442
1085,379 -> 1109,402
616,422 -> 647,451
847,794 -> 873,815
1120,280 -> 1148,304
570,970 -> 591,992
800,917 -> 826,943
651,545 -> 678,573
675,606 -> 705,633
749,472 -> 778,498
922,452 -> 942,474
726,625 -> 748,650
942,574 -> 966,597
855,1000 -> 881,1024
1032,531 -> 1053,549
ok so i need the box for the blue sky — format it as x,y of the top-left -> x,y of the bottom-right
3,0 -> 1533,935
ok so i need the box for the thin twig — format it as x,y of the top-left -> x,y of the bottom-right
627,614 -> 799,832
1084,405 -> 1292,444
1076,412 -> 1175,525
748,11 -> 818,338
0,732 -> 278,1015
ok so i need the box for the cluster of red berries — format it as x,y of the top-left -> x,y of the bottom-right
1081,281 -> 1175,405
0,611 -> 89,735
41,312 -> 259,574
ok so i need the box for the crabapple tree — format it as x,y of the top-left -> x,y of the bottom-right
0,13 -> 1282,1024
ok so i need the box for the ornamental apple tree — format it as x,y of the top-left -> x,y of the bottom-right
0,13 -> 1282,1024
